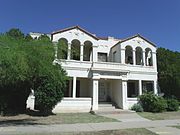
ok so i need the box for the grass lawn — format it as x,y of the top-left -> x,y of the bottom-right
11,128 -> 157,135
0,113 -> 118,125
137,110 -> 180,120
172,125 -> 180,129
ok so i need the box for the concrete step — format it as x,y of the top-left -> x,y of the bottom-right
97,103 -> 118,114
96,103 -> 135,115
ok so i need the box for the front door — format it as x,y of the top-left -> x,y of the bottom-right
99,81 -> 107,102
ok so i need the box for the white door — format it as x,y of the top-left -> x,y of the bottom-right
99,81 -> 107,102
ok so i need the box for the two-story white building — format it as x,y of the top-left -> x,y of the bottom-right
31,26 -> 158,113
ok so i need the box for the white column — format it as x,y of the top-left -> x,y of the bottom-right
92,46 -> 97,62
80,44 -> 84,61
122,79 -> 127,109
67,42 -> 71,60
154,80 -> 157,95
143,50 -> 146,66
92,79 -> 99,110
139,80 -> 142,95
152,52 -> 157,70
133,50 -> 136,65
73,76 -> 77,98
54,43 -> 58,59
121,48 -> 125,64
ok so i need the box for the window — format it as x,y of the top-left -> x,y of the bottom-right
63,80 -> 73,97
142,81 -> 154,93
125,46 -> 133,64
98,53 -> 107,62
127,81 -> 139,98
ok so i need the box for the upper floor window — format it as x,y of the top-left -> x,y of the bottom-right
125,46 -> 133,64
98,53 -> 107,62
71,39 -> 80,60
145,48 -> 153,66
136,47 -> 143,65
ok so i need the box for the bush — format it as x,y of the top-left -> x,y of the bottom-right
131,103 -> 143,112
139,92 -> 167,113
166,98 -> 179,111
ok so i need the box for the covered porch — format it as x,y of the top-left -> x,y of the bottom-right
53,76 -> 157,113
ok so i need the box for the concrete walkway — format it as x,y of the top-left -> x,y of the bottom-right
97,110 -> 150,122
0,110 -> 180,135
0,119 -> 180,135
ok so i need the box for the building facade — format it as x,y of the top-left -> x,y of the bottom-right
31,26 -> 158,113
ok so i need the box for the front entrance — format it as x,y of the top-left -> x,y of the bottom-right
99,80 -> 107,102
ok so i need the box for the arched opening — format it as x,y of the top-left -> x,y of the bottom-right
145,48 -> 153,66
135,47 -> 143,65
125,46 -> 133,64
83,41 -> 92,61
71,39 -> 80,60
57,38 -> 68,59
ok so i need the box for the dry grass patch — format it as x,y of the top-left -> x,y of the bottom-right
0,113 -> 118,125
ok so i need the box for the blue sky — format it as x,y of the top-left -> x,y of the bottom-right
0,0 -> 179,51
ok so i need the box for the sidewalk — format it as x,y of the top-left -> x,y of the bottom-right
0,119 -> 180,134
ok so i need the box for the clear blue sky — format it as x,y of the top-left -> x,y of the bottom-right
0,0 -> 180,51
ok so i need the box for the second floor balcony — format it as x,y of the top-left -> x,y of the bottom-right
55,59 -> 157,74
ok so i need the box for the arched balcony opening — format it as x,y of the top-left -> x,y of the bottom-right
83,41 -> 92,61
71,39 -> 80,60
135,47 -> 143,65
125,46 -> 133,64
57,38 -> 68,59
145,48 -> 153,66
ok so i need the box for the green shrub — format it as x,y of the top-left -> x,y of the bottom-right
131,103 -> 143,112
139,92 -> 167,113
166,98 -> 179,111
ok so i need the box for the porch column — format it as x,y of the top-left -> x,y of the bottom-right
92,79 -> 99,110
133,49 -> 136,65
143,50 -> 146,66
54,43 -> 58,59
67,42 -> 71,60
139,80 -> 142,95
80,44 -> 84,61
154,80 -> 158,94
122,79 -> 127,109
72,76 -> 77,98
121,48 -> 125,64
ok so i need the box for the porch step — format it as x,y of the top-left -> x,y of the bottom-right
96,103 -> 118,114
96,102 -> 134,115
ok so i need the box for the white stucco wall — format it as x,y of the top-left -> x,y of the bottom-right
43,27 -> 158,112
111,80 -> 123,108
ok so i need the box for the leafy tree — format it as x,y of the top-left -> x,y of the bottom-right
0,30 -> 68,115
38,34 -> 50,42
6,28 -> 24,39
157,48 -> 180,100
25,34 -> 33,41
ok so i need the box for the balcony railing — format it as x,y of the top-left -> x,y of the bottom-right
55,59 -> 156,73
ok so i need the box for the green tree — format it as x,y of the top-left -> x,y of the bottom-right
38,34 -> 50,42
157,48 -> 180,100
0,30 -> 68,115
6,28 -> 24,39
